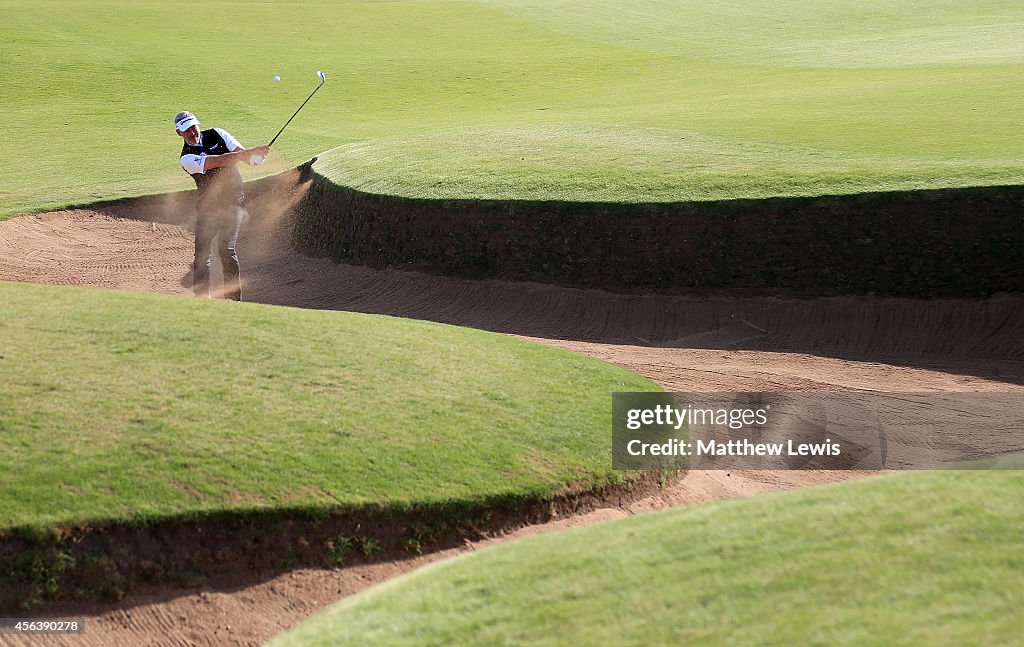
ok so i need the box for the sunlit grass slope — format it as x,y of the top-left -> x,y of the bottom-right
270,468 -> 1024,646
1,0 -> 1022,215
0,281 -> 656,530
315,125 -> 1020,202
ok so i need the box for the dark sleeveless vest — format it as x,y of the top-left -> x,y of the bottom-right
180,129 -> 244,211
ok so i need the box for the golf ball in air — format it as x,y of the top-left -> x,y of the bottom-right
273,75 -> 281,82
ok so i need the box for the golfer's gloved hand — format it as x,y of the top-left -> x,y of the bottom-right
247,145 -> 271,166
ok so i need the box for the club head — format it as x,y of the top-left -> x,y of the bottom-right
317,70 -> 326,84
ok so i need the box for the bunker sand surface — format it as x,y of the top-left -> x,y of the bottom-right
1,172 -> 1021,646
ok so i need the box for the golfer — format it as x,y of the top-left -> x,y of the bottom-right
174,110 -> 269,301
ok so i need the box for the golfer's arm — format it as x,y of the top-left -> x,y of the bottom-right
202,150 -> 251,170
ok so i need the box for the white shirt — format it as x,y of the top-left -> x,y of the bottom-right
180,128 -> 244,174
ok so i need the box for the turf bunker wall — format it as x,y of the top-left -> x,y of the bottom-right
0,474 -> 664,611
293,173 -> 1024,298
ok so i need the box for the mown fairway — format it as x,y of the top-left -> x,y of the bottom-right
0,281 -> 655,530
2,0 -> 1022,215
270,467 -> 1024,647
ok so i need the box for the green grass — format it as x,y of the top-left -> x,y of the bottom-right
268,468 -> 1024,647
314,125 -> 1020,202
0,281 -> 656,530
2,0 -> 1023,216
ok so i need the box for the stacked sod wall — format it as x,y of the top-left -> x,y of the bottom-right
0,474 -> 663,611
293,172 -> 1024,297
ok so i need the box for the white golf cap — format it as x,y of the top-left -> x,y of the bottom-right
174,110 -> 200,132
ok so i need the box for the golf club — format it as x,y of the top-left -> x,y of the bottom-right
251,70 -> 327,165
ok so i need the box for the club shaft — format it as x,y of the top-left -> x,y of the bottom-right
269,81 -> 325,147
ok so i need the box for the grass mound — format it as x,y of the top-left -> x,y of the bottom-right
314,125 -> 1019,202
0,281 -> 656,531
269,468 -> 1024,646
